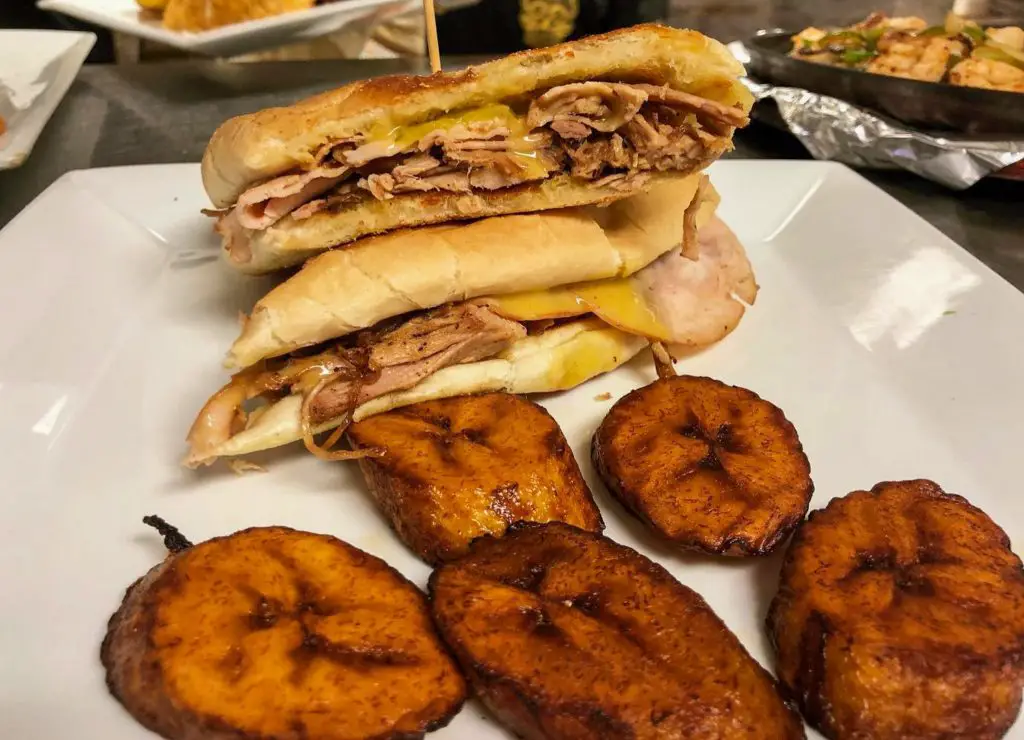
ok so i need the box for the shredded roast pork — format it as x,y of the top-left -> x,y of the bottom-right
215,81 -> 749,238
185,304 -> 526,466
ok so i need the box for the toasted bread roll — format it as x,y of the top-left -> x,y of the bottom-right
430,522 -> 805,739
593,376 -> 813,555
102,526 -> 466,740
228,176 -> 703,368
203,25 -> 750,274
203,26 -> 750,207
768,480 -> 1024,740
223,174 -> 698,275
348,392 -> 603,564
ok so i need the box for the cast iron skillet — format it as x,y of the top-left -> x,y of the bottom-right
745,29 -> 1024,135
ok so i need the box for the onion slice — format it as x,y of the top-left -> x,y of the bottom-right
300,376 -> 385,462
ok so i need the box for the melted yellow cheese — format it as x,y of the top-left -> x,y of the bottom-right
374,103 -> 526,148
484,286 -> 586,320
364,103 -> 550,180
543,326 -> 643,391
487,275 -> 675,343
574,279 -> 670,341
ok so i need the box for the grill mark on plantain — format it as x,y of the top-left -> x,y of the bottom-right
795,610 -> 832,728
217,645 -> 249,685
500,560 -> 549,592
228,545 -> 425,684
289,626 -> 423,684
842,548 -> 938,601
249,595 -> 281,629
670,419 -> 754,506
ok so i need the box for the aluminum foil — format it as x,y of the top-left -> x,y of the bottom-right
728,42 -> 1024,189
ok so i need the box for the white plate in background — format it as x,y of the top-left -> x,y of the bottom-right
0,160 -> 1021,738
0,30 -> 95,170
38,0 -> 411,58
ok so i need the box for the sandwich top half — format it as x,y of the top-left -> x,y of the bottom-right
185,176 -> 758,468
202,24 -> 753,274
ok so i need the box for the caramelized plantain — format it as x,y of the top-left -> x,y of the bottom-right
593,375 -> 812,555
102,526 -> 466,740
768,480 -> 1024,739
347,392 -> 603,564
430,521 -> 806,739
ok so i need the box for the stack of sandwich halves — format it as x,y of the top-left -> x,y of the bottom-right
185,24 -> 758,468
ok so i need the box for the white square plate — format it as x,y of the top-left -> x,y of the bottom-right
0,30 -> 95,170
37,0 -> 409,58
1,160 -> 1022,739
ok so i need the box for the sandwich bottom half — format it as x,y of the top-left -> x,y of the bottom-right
186,318 -> 647,467
186,206 -> 757,468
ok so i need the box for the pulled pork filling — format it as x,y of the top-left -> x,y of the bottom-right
217,81 -> 748,232
185,304 -> 527,466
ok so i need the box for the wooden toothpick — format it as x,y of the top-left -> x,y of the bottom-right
423,0 -> 441,73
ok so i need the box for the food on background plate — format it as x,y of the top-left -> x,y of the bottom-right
430,521 -> 806,739
347,392 -> 603,564
137,0 -> 322,32
768,480 -> 1024,739
102,518 -> 467,740
185,176 -> 758,468
593,374 -> 812,556
201,24 -> 752,274
790,12 -> 1024,93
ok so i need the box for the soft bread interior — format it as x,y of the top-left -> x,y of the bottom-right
228,174 -> 705,369
202,24 -> 751,208
205,319 -> 646,461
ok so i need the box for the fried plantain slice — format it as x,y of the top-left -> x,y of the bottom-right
592,375 -> 812,555
768,480 -> 1024,740
102,525 -> 466,740
347,392 -> 603,564
430,521 -> 806,739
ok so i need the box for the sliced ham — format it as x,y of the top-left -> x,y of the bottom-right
632,84 -> 750,129
526,82 -> 649,134
291,184 -> 361,221
392,153 -> 443,181
419,123 -> 511,151
235,164 -> 349,229
630,215 -> 758,349
214,208 -> 252,264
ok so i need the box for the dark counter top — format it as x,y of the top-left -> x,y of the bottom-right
1,58 -> 1021,289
